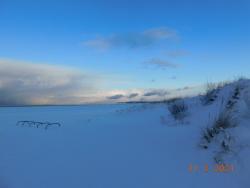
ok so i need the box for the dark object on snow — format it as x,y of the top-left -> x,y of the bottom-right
16,121 -> 61,130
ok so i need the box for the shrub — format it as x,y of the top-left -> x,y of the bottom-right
168,100 -> 188,120
213,111 -> 237,130
165,97 -> 181,104
200,110 -> 237,152
226,85 -> 242,110
200,126 -> 219,149
201,82 -> 219,105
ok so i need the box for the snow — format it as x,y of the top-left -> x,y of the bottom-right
0,79 -> 250,188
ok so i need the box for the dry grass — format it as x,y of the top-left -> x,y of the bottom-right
201,82 -> 219,105
168,100 -> 188,120
213,111 -> 237,130
200,109 -> 237,164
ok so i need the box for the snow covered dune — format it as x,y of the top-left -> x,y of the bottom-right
0,79 -> 250,188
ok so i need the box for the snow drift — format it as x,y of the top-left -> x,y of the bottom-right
0,79 -> 250,188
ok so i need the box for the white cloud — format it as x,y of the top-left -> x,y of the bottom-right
83,27 -> 177,50
0,59 -> 202,105
144,58 -> 179,69
0,59 -> 101,105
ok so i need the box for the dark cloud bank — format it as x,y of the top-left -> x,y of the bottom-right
0,60 -> 99,105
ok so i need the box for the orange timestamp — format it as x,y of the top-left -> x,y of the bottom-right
188,163 -> 234,173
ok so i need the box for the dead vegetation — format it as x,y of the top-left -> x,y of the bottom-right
200,109 -> 238,163
16,120 -> 61,130
168,99 -> 188,121
226,84 -> 244,110
201,83 -> 219,105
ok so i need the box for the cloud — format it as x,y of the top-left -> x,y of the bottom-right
107,94 -> 124,100
0,59 -> 101,105
103,85 -> 203,103
128,93 -> 139,98
83,27 -> 177,49
169,76 -> 177,80
176,86 -> 191,91
0,59 -> 202,105
166,50 -> 188,58
143,89 -> 169,97
144,58 -> 179,69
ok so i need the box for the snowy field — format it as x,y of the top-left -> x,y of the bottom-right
0,80 -> 250,188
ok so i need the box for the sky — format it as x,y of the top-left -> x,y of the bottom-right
0,0 -> 249,105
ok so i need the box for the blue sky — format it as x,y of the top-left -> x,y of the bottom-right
0,0 -> 249,104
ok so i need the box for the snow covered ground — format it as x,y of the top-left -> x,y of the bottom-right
0,79 -> 250,188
